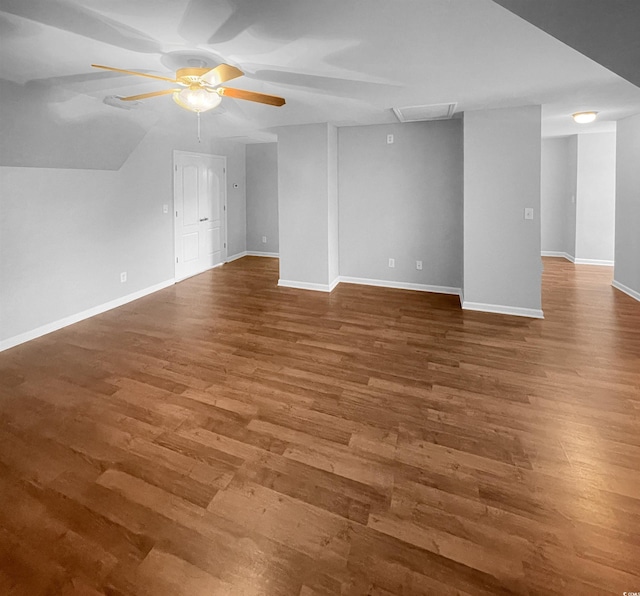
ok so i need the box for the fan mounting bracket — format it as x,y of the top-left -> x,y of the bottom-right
176,67 -> 211,85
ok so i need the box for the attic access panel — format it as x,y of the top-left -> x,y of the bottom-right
392,102 -> 457,122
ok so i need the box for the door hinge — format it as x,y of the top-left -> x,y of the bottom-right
176,211 -> 178,217
176,257 -> 179,263
175,165 -> 177,172
223,167 -> 226,173
223,205 -> 226,211
224,242 -> 226,248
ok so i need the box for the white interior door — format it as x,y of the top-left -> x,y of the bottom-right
174,151 -> 226,281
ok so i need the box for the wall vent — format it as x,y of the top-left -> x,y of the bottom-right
392,102 -> 457,123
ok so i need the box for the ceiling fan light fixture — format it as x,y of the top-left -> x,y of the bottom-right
92,63 -> 285,110
173,86 -> 221,113
572,111 -> 598,124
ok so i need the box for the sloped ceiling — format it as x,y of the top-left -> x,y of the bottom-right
1,0 -> 639,169
492,0 -> 640,89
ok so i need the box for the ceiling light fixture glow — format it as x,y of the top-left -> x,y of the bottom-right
173,86 -> 221,112
572,111 -> 598,124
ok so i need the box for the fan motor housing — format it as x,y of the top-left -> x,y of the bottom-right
176,67 -> 210,84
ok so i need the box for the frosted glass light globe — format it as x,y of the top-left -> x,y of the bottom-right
173,87 -> 221,112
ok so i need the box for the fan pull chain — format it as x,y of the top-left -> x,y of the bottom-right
197,112 -> 201,143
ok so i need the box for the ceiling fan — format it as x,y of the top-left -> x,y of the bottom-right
91,63 -> 286,113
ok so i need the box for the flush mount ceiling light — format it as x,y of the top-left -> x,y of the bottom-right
572,111 -> 598,124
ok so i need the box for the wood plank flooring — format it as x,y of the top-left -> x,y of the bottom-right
1,256 -> 639,595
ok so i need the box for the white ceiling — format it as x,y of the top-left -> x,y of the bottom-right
1,0 -> 639,148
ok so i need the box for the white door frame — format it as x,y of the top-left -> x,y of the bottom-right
173,149 -> 228,281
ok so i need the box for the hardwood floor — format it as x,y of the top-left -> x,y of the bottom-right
1,256 -> 639,595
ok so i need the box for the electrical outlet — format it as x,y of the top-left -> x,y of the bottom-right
388,258 -> 395,268
262,236 -> 267,244
524,208 -> 534,220
416,260 -> 423,270
120,272 -> 127,283
387,134 -> 394,144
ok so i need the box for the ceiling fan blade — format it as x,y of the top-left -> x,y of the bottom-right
119,89 -> 179,101
218,87 -> 285,106
201,64 -> 244,86
91,64 -> 176,84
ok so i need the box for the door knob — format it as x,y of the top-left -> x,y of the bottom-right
199,217 -> 209,222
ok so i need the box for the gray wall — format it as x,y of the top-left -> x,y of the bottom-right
338,120 -> 463,289
327,124 -> 339,285
277,123 -> 331,286
542,132 -> 618,263
463,105 -> 542,313
566,135 -> 578,258
541,137 -> 571,253
225,140 -> 247,259
245,143 -> 279,254
614,113 -> 640,297
575,132 -> 616,262
0,123 -> 246,344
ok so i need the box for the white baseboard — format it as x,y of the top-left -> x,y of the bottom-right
277,275 -> 462,298
541,252 -> 613,267
226,251 -> 247,262
612,280 -> 640,302
541,251 -> 575,262
338,276 -> 462,297
278,279 -> 334,292
462,301 -> 544,319
574,258 -> 614,267
246,251 -> 279,258
0,279 -> 175,353
175,261 -> 224,283
227,251 -> 279,262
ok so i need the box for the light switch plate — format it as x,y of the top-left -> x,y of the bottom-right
524,208 -> 534,220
